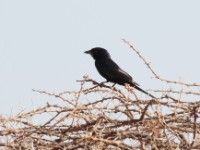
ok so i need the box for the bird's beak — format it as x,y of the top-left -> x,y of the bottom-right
84,50 -> 91,54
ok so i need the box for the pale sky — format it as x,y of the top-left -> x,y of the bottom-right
1,1 -> 200,114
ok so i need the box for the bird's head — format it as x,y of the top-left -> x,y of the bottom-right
84,47 -> 111,60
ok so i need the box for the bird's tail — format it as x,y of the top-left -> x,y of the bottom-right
131,84 -> 156,98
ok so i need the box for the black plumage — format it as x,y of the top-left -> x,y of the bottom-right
85,47 -> 155,98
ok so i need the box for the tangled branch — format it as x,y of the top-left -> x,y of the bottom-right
0,40 -> 200,149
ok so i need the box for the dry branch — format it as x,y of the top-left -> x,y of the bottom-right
0,41 -> 200,149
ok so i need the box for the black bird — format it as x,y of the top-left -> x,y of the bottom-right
85,47 -> 155,98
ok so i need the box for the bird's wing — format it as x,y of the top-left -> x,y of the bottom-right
115,67 -> 140,86
95,59 -> 139,86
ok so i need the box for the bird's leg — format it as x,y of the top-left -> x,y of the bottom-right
110,83 -> 117,90
112,83 -> 116,87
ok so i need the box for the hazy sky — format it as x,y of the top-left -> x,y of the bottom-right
1,1 -> 200,114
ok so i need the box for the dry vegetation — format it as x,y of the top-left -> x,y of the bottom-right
0,40 -> 200,150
